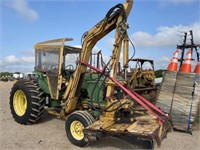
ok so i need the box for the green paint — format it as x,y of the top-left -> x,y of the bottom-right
49,100 -> 61,107
34,71 -> 124,109
34,72 -> 50,94
82,73 -> 105,106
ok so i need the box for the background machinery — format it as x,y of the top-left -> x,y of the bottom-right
126,58 -> 157,103
10,0 -> 171,148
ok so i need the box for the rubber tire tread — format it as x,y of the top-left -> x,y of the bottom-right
65,111 -> 94,147
10,79 -> 45,125
73,111 -> 95,124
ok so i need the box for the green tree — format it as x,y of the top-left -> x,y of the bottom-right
0,72 -> 11,77
155,69 -> 164,78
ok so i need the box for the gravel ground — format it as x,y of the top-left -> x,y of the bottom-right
0,81 -> 200,150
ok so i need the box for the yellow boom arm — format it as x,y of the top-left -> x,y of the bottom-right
63,0 -> 133,114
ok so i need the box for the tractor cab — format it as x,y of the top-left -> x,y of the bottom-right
34,38 -> 81,100
34,38 -> 108,109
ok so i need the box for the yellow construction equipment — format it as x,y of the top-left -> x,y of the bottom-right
10,0 -> 172,148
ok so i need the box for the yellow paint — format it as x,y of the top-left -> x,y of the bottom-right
63,0 -> 133,113
13,90 -> 27,116
70,120 -> 84,140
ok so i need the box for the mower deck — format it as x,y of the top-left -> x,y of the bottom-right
84,111 -> 172,147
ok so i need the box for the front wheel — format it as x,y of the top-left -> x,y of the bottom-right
65,111 -> 95,147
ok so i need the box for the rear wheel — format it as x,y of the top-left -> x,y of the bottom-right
65,111 -> 95,147
10,79 -> 45,124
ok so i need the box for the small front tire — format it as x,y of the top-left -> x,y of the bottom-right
65,111 -> 94,147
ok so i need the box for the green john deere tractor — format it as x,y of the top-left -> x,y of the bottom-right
10,38 -> 113,124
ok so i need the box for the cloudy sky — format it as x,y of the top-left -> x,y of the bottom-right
1,0 -> 200,73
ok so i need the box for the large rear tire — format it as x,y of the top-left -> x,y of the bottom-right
10,79 -> 45,124
65,111 -> 95,147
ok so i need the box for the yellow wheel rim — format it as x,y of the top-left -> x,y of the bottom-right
70,120 -> 84,140
13,90 -> 27,116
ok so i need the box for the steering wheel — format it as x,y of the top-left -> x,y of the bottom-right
65,64 -> 74,70
64,64 -> 74,81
